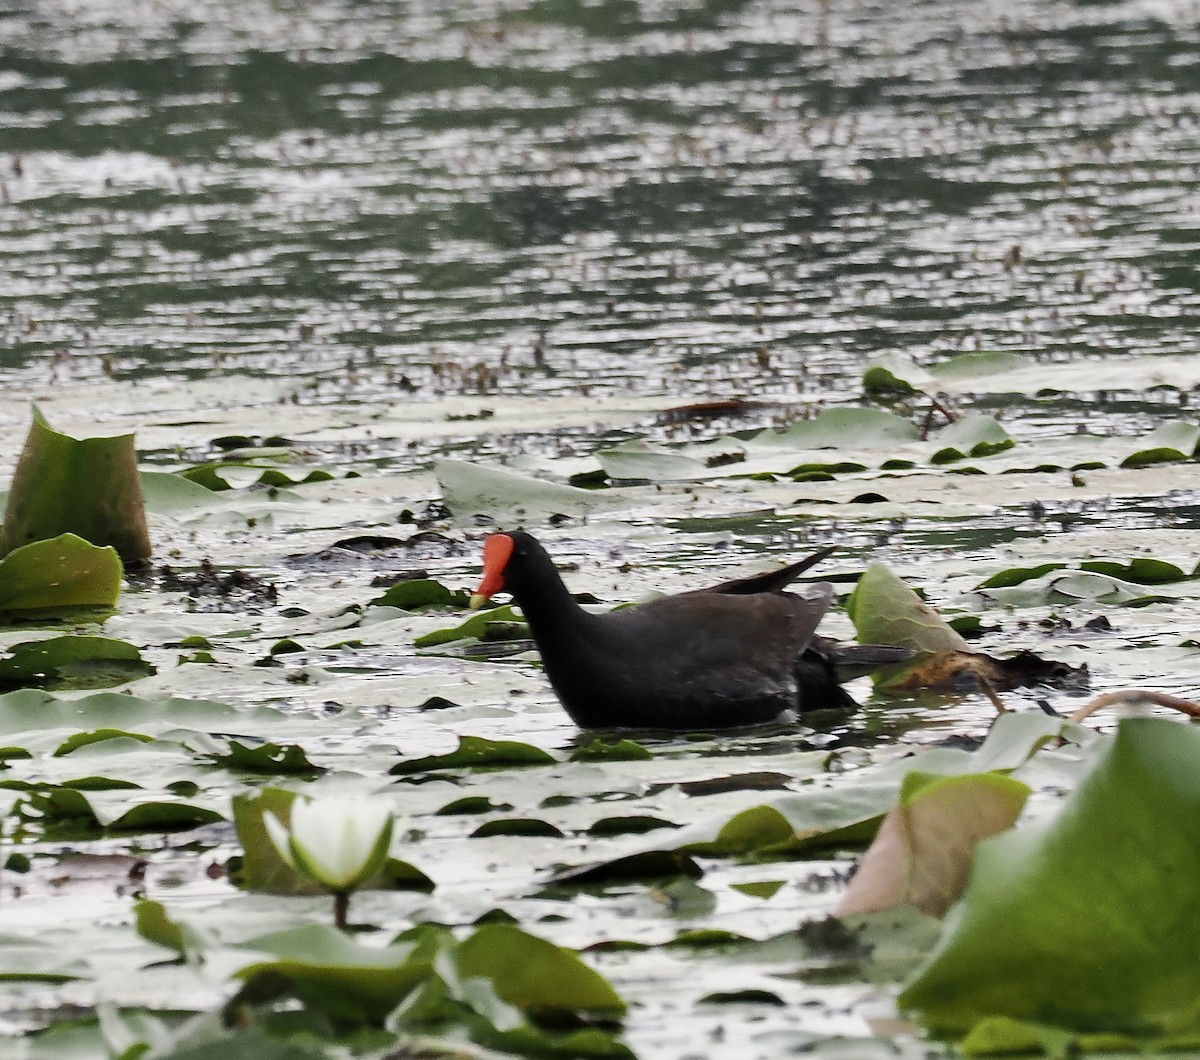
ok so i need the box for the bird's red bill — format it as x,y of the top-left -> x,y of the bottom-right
471,533 -> 515,605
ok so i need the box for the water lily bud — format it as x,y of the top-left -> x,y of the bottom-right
263,795 -> 394,893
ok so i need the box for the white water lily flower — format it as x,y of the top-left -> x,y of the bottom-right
263,795 -> 394,893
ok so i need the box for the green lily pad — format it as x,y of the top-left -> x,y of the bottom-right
569,738 -> 653,762
413,604 -> 526,648
390,735 -> 557,774
0,635 -> 155,692
899,718 -> 1200,1038
862,356 -> 928,395
457,923 -> 626,1018
178,461 -> 335,492
928,415 -> 1014,463
369,578 -> 470,611
53,728 -> 154,755
206,739 -> 323,775
976,569 -> 1173,608
233,923 -> 430,1025
0,534 -> 122,617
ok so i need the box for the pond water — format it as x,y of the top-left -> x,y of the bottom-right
2,0 -> 1200,1057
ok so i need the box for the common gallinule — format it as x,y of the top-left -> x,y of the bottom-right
470,531 -> 905,730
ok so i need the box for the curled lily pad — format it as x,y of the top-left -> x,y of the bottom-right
180,462 -> 335,491
834,771 -> 1030,919
928,415 -> 1014,463
0,407 -> 150,563
413,604 -> 526,649
1119,421 -> 1200,468
435,457 -> 606,519
761,408 -> 920,449
846,562 -> 970,656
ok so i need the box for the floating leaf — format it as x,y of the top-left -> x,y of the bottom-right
596,440 -> 707,481
900,719 -> 1200,1038
975,562 -> 1067,589
206,739 -> 323,775
0,635 -> 155,692
862,356 -> 928,395
413,604 -> 526,648
0,534 -> 122,617
587,816 -> 678,837
928,351 -> 1030,379
570,738 -> 653,762
53,729 -> 153,756
976,569 -> 1172,609
470,817 -> 564,838
928,415 -> 1014,463
457,924 -> 626,1019
1119,421 -> 1200,468
435,458 -> 606,518
762,408 -> 920,449
179,462 -> 334,491
138,470 -> 224,513
0,408 -> 150,562
0,941 -> 89,983
369,578 -> 469,611
978,557 -> 1190,590
232,924 -> 431,1025
390,735 -> 556,774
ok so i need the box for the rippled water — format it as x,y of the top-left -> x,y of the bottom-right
4,0 -> 1200,447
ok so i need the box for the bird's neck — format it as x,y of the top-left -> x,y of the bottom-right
508,564 -> 594,650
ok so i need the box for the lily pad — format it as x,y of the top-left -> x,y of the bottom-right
1119,420 -> 1200,468
0,408 -> 150,563
0,534 -> 122,617
900,718 -> 1200,1038
390,735 -> 557,775
369,578 -> 470,611
846,562 -> 971,656
435,458 -> 606,519
928,415 -> 1014,463
0,635 -> 155,692
761,408 -> 920,449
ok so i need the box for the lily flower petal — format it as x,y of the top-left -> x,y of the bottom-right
277,795 -> 395,892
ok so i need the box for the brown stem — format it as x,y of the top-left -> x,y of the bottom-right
975,674 -> 1008,714
1069,689 -> 1200,725
333,890 -> 350,931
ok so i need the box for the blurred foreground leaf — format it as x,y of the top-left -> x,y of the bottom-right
900,718 -> 1200,1040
